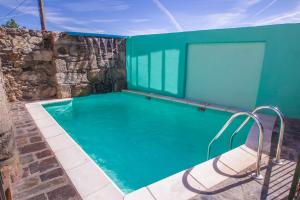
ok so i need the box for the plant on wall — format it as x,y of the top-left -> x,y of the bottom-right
1,19 -> 24,29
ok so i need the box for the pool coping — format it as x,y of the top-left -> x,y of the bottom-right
26,99 -> 125,200
25,94 -> 273,200
122,89 -> 244,113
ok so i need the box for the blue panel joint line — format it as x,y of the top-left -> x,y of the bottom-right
66,32 -> 128,39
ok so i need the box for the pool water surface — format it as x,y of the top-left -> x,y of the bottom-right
44,92 -> 251,193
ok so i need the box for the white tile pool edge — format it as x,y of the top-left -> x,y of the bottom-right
26,99 -> 124,200
25,97 -> 270,200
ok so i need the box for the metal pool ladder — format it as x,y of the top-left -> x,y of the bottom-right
207,106 -> 285,180
229,106 -> 285,165
207,112 -> 265,179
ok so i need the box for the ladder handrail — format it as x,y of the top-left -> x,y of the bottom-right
207,112 -> 264,179
229,105 -> 285,164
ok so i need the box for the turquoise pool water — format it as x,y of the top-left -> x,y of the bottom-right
44,92 -> 252,193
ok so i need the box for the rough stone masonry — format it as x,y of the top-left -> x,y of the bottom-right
0,28 -> 127,101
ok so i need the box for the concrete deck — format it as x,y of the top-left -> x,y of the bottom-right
189,119 -> 300,200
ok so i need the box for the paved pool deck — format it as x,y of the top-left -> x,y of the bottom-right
9,98 -> 300,200
10,102 -> 81,200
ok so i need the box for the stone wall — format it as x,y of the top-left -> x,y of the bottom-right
52,33 -> 126,98
0,59 -> 15,162
0,29 -> 56,101
0,28 -> 126,101
0,58 -> 18,199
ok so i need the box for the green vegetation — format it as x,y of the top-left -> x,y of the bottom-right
1,19 -> 20,28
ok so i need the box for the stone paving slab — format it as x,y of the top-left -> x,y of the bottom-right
10,102 -> 82,200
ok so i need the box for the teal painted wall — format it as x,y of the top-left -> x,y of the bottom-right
126,24 -> 300,119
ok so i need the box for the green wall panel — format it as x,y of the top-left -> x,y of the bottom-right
164,49 -> 180,94
137,55 -> 149,88
126,24 -> 300,119
150,51 -> 163,90
185,42 -> 265,110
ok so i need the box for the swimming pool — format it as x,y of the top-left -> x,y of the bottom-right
44,92 -> 251,193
